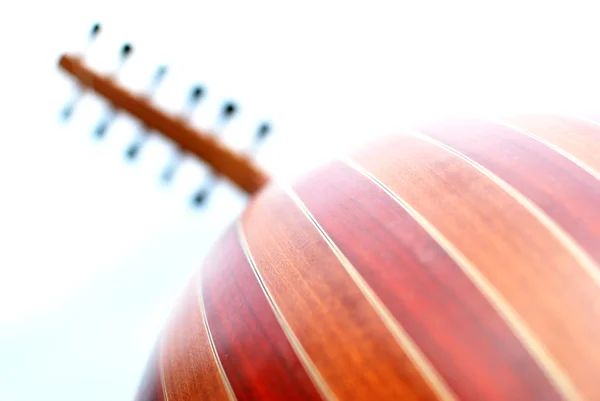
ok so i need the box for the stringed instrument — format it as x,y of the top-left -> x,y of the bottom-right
58,24 -> 600,401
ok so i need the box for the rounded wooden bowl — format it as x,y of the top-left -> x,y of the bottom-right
136,115 -> 600,401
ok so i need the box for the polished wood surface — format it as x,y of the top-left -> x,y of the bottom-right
136,116 -> 600,400
58,54 -> 269,195
202,227 -> 322,400
504,115 -> 600,177
292,160 -> 561,401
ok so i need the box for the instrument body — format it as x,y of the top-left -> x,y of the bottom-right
135,116 -> 600,401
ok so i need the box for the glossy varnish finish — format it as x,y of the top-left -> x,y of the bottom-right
503,114 -> 600,177
241,184 -> 447,400
137,116 -> 600,400
292,160 -> 562,401
201,226 -> 323,400
160,279 -> 232,400
350,132 -> 600,400
416,119 -> 600,265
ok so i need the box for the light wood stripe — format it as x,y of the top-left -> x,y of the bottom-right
342,156 -> 579,401
348,131 -> 600,400
501,115 -> 600,181
160,280 -> 232,401
236,222 -> 337,401
241,184 -> 445,400
159,342 -> 169,401
408,128 -> 600,289
197,284 -> 237,401
282,185 -> 457,401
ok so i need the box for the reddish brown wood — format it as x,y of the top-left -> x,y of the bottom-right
201,225 -> 323,400
352,132 -> 600,400
241,184 -> 444,400
160,280 -> 231,400
505,114 -> 600,174
292,160 -> 562,401
135,116 -> 600,401
58,54 -> 269,195
415,119 -> 600,264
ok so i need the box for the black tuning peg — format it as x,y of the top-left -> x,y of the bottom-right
256,122 -> 271,141
182,84 -> 205,117
90,23 -> 101,39
125,139 -> 143,160
211,101 -> 238,132
190,175 -> 217,207
247,121 -> 272,155
120,42 -> 133,59
191,187 -> 210,207
221,101 -> 237,121
190,85 -> 204,102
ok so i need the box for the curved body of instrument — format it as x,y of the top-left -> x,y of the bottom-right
134,115 -> 600,401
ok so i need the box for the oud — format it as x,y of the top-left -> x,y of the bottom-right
58,24 -> 600,401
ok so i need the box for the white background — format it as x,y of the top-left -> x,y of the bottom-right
1,1 -> 600,400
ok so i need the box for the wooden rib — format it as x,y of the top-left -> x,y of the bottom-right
241,185 -> 449,400
201,225 -> 324,400
347,132 -> 600,400
415,119 -> 600,266
197,285 -> 237,401
237,223 -> 336,401
282,185 -> 456,401
160,279 -> 232,401
407,128 -> 600,289
159,350 -> 169,401
501,114 -> 600,180
292,160 -> 563,400
342,156 -> 577,400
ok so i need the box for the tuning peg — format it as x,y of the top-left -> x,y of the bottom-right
60,103 -> 75,121
124,126 -> 149,160
191,187 -> 210,207
120,43 -> 133,60
210,101 -> 238,133
256,122 -> 271,141
93,110 -> 116,138
150,65 -> 168,92
220,101 -> 237,122
190,175 -> 217,207
190,85 -> 204,102
125,141 -> 142,159
160,151 -> 182,183
90,23 -> 101,40
181,84 -> 205,117
246,121 -> 272,155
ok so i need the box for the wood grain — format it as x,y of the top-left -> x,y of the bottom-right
414,118 -> 600,265
292,160 -> 563,401
201,225 -> 323,400
503,114 -> 600,178
241,184 -> 447,401
160,278 -> 232,401
350,132 -> 600,400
